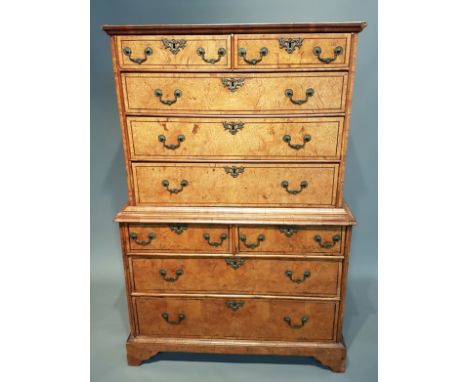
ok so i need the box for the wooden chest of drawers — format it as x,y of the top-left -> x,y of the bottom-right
104,22 -> 366,372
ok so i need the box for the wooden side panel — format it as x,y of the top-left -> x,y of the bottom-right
132,163 -> 339,207
135,296 -> 337,341
121,72 -> 348,115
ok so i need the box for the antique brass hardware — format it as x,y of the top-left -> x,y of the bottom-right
162,38 -> 186,55
224,166 -> 244,178
282,134 -> 312,150
238,47 -> 268,65
129,232 -> 156,246
159,268 -> 184,282
225,301 -> 245,311
168,224 -> 188,235
221,77 -> 245,92
278,37 -> 304,54
154,88 -> 182,106
197,47 -> 226,64
161,179 -> 188,194
223,121 -> 245,135
122,47 -> 153,64
314,234 -> 341,249
203,232 -> 228,247
283,315 -> 309,328
239,234 -> 265,249
281,180 -> 308,195
284,270 -> 311,283
279,226 -> 299,238
284,88 -> 314,105
225,257 -> 245,270
313,46 -> 343,64
158,134 -> 185,150
161,312 -> 185,324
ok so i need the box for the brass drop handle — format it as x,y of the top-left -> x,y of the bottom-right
225,301 -> 245,311
159,268 -> 184,282
122,47 -> 153,64
284,270 -> 311,284
158,134 -> 185,150
284,315 -> 309,329
239,234 -> 265,249
154,88 -> 182,106
313,46 -> 343,64
225,257 -> 245,270
314,234 -> 341,249
284,88 -> 314,105
197,47 -> 226,64
161,179 -> 189,194
161,312 -> 185,325
129,232 -> 156,246
283,134 -> 312,150
238,47 -> 268,65
203,232 -> 228,247
281,180 -> 308,195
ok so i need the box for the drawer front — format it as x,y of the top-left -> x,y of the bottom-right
116,35 -> 231,70
135,296 -> 337,341
127,116 -> 344,161
132,163 -> 339,207
122,72 -> 348,115
234,33 -> 351,69
127,224 -> 230,253
131,257 -> 341,297
238,226 -> 344,254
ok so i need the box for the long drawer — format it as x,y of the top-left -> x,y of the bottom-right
126,116 -> 345,161
131,257 -> 341,297
122,72 -> 348,115
132,163 -> 339,207
135,296 -> 338,341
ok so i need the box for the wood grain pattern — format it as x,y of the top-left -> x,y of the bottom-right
132,163 -> 339,207
117,35 -> 231,70
122,72 -> 348,115
130,257 -> 341,296
134,296 -> 337,341
127,116 -> 344,161
234,33 -> 351,69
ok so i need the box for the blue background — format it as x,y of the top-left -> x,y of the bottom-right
91,1 -> 377,381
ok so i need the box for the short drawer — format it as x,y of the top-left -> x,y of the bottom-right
132,163 -> 339,207
116,35 -> 231,70
122,72 -> 348,115
234,33 -> 351,69
131,257 -> 341,297
126,224 -> 230,253
127,116 -> 344,161
237,226 -> 344,254
135,296 -> 338,341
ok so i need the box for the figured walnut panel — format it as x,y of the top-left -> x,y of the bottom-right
122,72 -> 348,115
127,116 -> 344,161
132,163 -> 339,207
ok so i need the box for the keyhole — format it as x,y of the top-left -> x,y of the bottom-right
170,42 -> 177,49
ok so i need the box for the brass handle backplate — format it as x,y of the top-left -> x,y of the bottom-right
281,180 -> 308,195
284,270 -> 311,284
238,47 -> 268,65
284,88 -> 314,105
225,257 -> 245,270
162,39 -> 186,55
168,224 -> 188,235
314,234 -> 341,249
154,89 -> 182,106
239,234 -> 265,249
223,121 -> 245,135
129,232 -> 156,246
161,312 -> 185,324
203,232 -> 228,247
122,47 -> 153,64
278,226 -> 299,238
224,166 -> 244,178
159,268 -> 184,282
284,315 -> 309,329
221,77 -> 245,92
225,301 -> 245,311
313,46 -> 343,64
197,47 -> 226,64
278,37 -> 304,54
161,179 -> 188,194
283,134 -> 311,150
